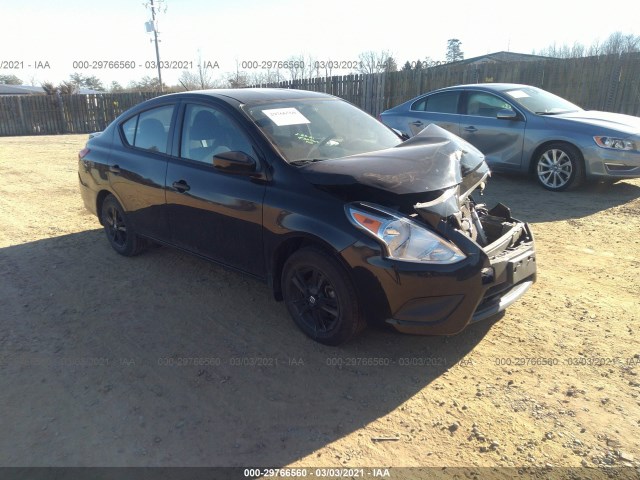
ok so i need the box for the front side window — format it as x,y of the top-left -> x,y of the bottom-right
465,92 -> 514,117
121,104 -> 175,153
411,91 -> 460,114
180,104 -> 255,163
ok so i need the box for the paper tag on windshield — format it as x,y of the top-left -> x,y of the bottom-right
262,108 -> 310,126
507,90 -> 529,98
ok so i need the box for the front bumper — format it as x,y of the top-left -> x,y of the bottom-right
583,144 -> 640,179
341,217 -> 536,335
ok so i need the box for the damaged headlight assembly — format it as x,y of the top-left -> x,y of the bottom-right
347,203 -> 466,264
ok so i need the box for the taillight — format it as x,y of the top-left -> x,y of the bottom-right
79,147 -> 90,159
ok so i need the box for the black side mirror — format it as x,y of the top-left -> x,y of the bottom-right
213,151 -> 257,174
496,109 -> 518,120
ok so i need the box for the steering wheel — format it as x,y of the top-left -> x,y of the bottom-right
305,135 -> 340,159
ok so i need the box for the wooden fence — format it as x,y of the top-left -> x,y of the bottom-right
255,52 -> 640,118
0,92 -> 159,136
1,52 -> 639,136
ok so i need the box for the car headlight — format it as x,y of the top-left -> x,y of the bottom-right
593,136 -> 635,151
346,204 -> 466,264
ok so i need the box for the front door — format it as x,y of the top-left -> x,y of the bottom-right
459,91 -> 526,170
165,102 -> 267,277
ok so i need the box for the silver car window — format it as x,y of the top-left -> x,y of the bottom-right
411,91 -> 460,114
466,92 -> 514,117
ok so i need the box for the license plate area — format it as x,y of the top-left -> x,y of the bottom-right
508,251 -> 536,284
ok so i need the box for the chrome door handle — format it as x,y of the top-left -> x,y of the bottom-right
172,180 -> 191,193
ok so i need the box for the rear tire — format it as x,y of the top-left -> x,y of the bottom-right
282,248 -> 365,345
100,195 -> 147,256
535,143 -> 584,191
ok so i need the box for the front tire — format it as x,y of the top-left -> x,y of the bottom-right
282,248 -> 365,345
535,143 -> 584,191
100,195 -> 146,256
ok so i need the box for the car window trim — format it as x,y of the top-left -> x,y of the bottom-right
172,99 -> 268,174
461,89 -> 527,121
118,101 -> 179,157
409,90 -> 462,114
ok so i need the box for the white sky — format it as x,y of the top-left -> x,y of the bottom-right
1,0 -> 638,88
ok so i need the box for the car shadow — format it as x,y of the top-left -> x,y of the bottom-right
1,230 -> 497,467
480,173 -> 640,223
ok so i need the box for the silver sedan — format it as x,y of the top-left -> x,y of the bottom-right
380,83 -> 640,191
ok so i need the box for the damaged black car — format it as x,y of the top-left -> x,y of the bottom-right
78,88 -> 536,345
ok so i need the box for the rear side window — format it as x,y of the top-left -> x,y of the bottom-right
122,116 -> 137,145
411,91 -> 460,114
120,105 -> 175,154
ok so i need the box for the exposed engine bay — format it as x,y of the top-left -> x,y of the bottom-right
450,199 -> 531,254
300,123 -> 533,256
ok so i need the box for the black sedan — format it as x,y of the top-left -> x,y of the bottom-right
78,88 -> 536,345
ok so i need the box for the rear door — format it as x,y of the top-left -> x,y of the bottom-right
404,90 -> 462,137
165,101 -> 267,277
459,90 -> 526,170
108,103 -> 177,240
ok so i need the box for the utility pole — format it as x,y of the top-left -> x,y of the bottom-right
146,0 -> 163,92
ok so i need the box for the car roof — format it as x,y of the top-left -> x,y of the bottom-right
384,83 -> 538,111
157,88 -> 336,105
432,83 -> 534,93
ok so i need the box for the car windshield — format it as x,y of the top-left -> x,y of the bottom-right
243,98 -> 402,164
503,87 -> 583,115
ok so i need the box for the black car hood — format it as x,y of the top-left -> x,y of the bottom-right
300,124 -> 489,197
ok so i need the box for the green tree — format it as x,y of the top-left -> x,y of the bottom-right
41,82 -> 58,94
67,73 -> 104,91
69,72 -> 85,86
58,81 -> 78,95
110,81 -> 124,92
83,75 -> 105,91
446,39 -> 464,62
0,74 -> 23,85
382,56 -> 397,73
127,76 -> 165,92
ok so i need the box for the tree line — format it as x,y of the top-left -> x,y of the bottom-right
0,39 -> 465,93
532,31 -> 640,58
1,32 -> 638,94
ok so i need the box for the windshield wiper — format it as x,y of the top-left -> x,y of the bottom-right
289,158 -> 326,166
535,110 -> 578,115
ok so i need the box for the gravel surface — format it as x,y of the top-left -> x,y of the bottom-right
1,134 -> 639,474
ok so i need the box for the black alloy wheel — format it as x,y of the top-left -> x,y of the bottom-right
101,195 -> 146,256
282,248 -> 364,345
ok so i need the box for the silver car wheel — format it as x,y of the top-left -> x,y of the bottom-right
537,148 -> 573,189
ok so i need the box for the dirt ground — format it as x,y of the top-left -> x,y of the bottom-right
1,134 -> 639,476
